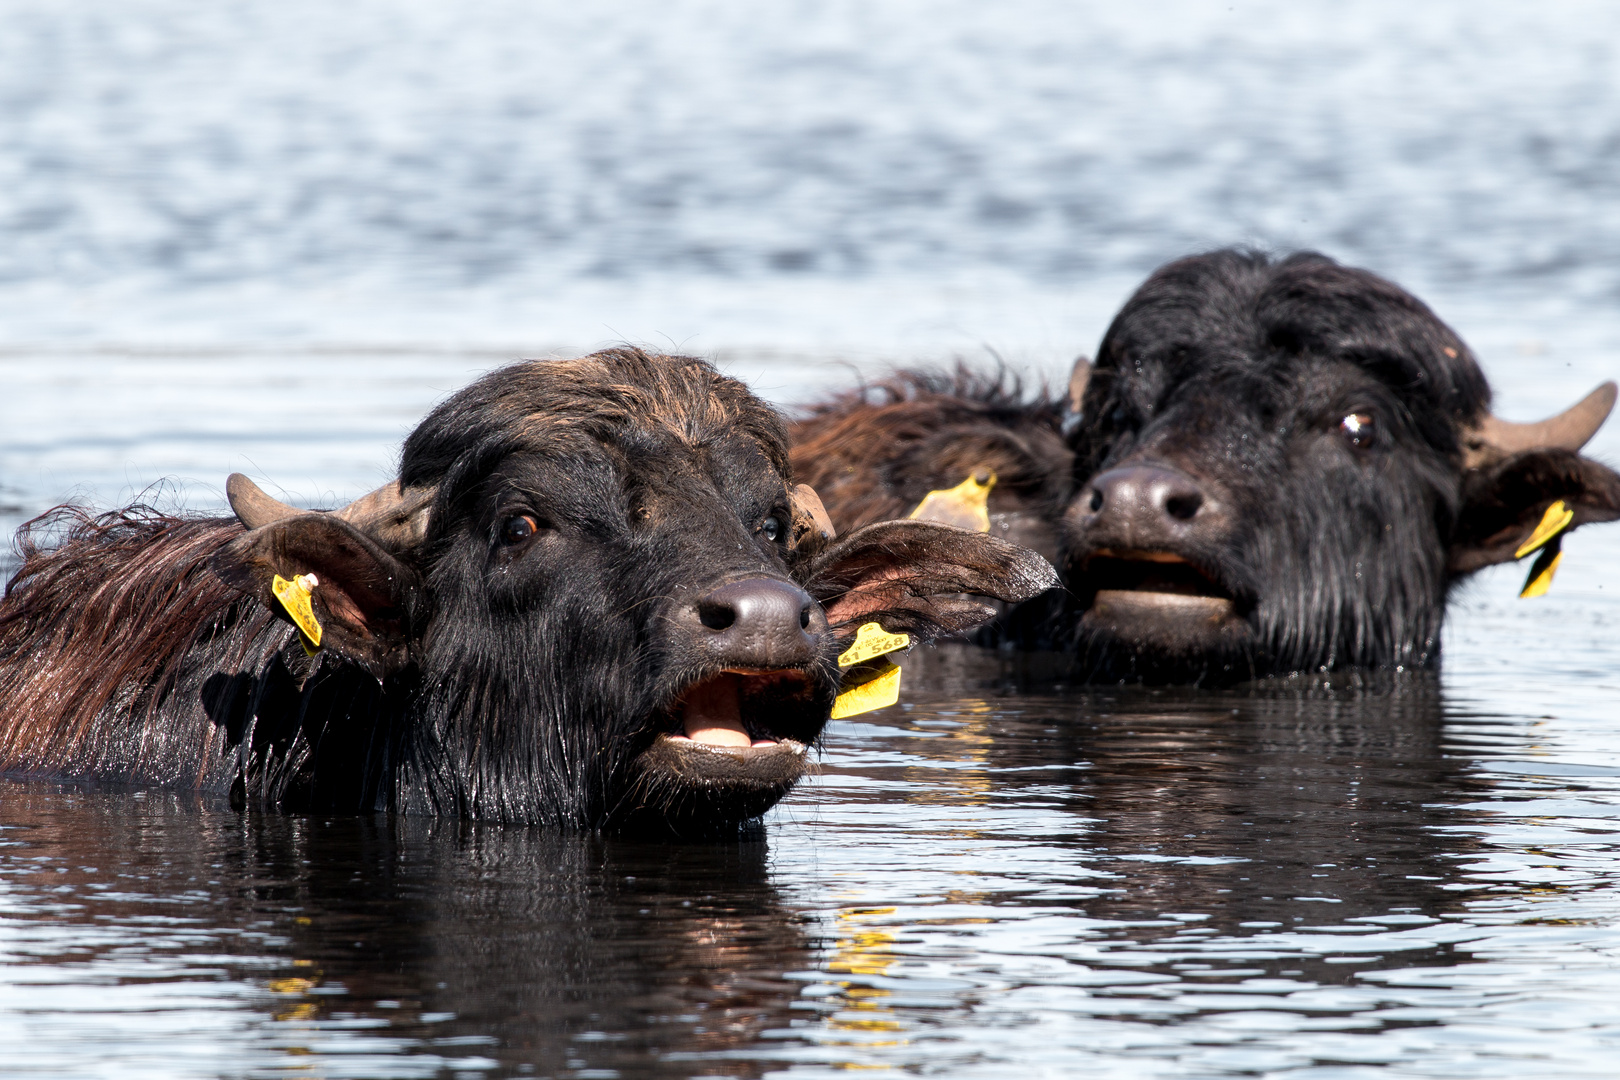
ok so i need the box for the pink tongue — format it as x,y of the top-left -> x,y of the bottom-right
681,675 -> 752,747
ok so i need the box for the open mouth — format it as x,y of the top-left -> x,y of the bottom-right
1081,549 -> 1236,613
1069,547 -> 1253,679
634,668 -> 827,816
665,670 -> 808,749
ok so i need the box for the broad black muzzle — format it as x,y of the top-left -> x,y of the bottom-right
675,576 -> 826,669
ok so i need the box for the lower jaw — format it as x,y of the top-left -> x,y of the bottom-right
1080,589 -> 1252,657
642,734 -> 810,786
624,737 -> 811,831
1093,588 -> 1237,621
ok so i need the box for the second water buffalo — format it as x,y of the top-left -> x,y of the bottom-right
792,250 -> 1620,682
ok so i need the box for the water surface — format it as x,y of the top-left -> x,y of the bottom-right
5,2 -> 1620,1076
6,665 -> 1620,1077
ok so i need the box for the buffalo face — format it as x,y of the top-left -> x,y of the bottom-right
1062,251 -> 1620,681
214,350 -> 1056,830
789,251 -> 1620,684
406,420 -> 843,832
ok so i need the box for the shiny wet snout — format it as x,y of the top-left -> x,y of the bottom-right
1071,463 -> 1224,548
677,576 -> 826,668
658,575 -> 830,754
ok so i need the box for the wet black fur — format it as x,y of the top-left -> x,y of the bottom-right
1061,249 -> 1489,679
795,250 -> 1620,683
0,352 -> 831,831
395,379 -> 831,827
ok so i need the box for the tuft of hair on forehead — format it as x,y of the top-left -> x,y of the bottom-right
400,348 -> 791,488
1100,249 -> 1492,424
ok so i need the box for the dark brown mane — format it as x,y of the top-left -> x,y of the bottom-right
0,506 -> 260,780
789,365 -> 1071,530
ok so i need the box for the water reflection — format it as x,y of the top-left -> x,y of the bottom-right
0,789 -> 814,1078
4,652 -> 1620,1076
890,650 -> 1485,930
761,657 -> 1604,1075
1057,676 -> 1477,925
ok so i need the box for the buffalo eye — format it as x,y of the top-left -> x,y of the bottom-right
759,515 -> 783,543
1340,412 -> 1376,450
500,514 -> 540,545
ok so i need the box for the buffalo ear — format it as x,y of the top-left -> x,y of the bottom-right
1448,449 -> 1620,574
798,519 -> 1058,646
211,513 -> 422,677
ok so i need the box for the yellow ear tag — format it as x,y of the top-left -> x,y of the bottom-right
907,471 -> 996,532
1519,539 -> 1564,599
1515,500 -> 1574,560
832,658 -> 902,719
837,622 -> 911,667
832,621 -> 910,719
271,573 -> 323,654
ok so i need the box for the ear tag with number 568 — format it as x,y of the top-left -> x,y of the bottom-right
832,622 -> 911,719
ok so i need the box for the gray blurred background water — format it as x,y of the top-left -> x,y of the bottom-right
4,2 -> 1620,1077
4,0 -> 1620,516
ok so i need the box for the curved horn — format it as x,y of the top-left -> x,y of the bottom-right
789,483 -> 836,554
1463,381 -> 1617,469
226,473 -> 305,529
334,481 -> 436,549
1066,355 -> 1093,415
225,472 -> 434,548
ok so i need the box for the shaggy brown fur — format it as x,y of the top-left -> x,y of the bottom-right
0,507 -> 275,786
789,367 -> 1074,535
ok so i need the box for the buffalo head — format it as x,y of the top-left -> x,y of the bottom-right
789,251 -> 1620,684
210,349 -> 1056,828
1062,250 -> 1620,680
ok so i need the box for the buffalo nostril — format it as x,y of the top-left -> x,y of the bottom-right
1083,464 -> 1214,534
687,577 -> 819,668
697,602 -> 736,631
1165,492 -> 1203,521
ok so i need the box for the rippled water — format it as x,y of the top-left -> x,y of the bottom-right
4,0 -> 1620,347
6,665 -> 1620,1078
6,1 -> 1620,1077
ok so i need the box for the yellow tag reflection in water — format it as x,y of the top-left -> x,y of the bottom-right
826,907 -> 905,1044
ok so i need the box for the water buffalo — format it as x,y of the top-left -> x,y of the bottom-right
792,250 -> 1620,682
0,349 -> 1056,830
